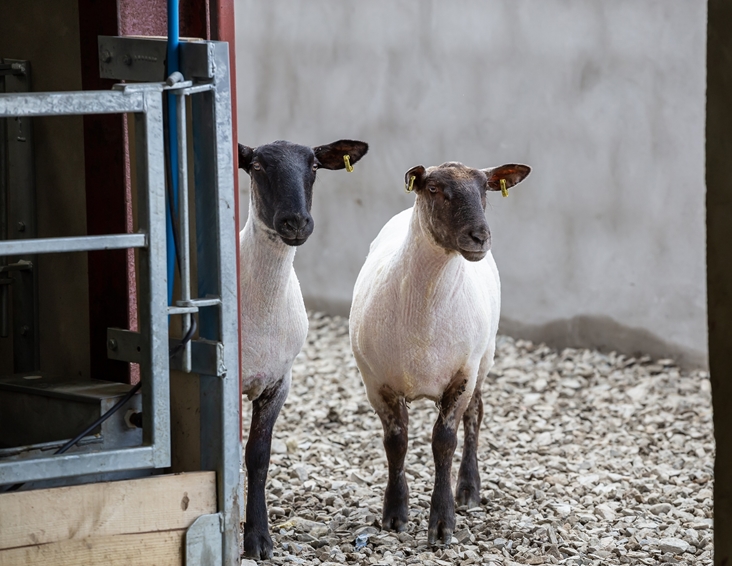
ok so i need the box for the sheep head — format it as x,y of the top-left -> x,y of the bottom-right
405,162 -> 530,261
239,139 -> 368,246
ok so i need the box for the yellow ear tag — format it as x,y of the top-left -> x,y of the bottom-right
500,178 -> 509,198
343,154 -> 354,172
405,175 -> 416,193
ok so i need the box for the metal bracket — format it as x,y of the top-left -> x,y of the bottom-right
98,36 -> 216,82
185,513 -> 223,566
0,62 -> 27,76
106,328 -> 227,377
0,259 -> 32,273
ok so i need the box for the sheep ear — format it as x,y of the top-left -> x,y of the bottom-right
483,164 -> 531,191
313,139 -> 369,170
238,144 -> 254,172
404,165 -> 426,191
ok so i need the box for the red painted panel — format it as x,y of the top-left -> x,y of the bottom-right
119,0 -> 210,39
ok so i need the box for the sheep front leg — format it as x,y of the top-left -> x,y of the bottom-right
456,386 -> 483,508
429,378 -> 470,546
244,373 -> 291,559
375,386 -> 410,532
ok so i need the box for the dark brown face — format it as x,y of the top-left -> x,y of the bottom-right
406,161 -> 531,261
409,163 -> 491,261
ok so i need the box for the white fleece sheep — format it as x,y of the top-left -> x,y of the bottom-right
350,160 -> 530,544
237,139 -> 368,559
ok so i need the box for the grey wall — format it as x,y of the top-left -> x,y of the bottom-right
235,0 -> 708,368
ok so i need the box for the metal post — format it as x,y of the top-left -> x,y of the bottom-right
176,92 -> 192,373
192,41 -> 242,565
133,85 -> 171,469
3,60 -> 38,372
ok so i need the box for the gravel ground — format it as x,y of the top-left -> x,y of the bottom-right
241,313 -> 714,566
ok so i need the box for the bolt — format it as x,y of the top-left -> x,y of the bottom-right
108,338 -> 118,351
123,54 -> 132,66
20,325 -> 29,336
17,222 -> 25,232
100,50 -> 112,64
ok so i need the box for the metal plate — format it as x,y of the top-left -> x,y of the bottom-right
98,36 -> 215,82
185,513 -> 223,566
106,328 -> 226,376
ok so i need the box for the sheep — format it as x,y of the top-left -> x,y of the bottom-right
349,160 -> 530,544
238,139 -> 368,559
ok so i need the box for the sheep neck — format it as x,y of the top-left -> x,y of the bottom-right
399,200 -> 464,292
239,193 -> 298,312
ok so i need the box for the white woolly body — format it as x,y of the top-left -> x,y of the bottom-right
350,205 -> 500,409
239,202 -> 308,401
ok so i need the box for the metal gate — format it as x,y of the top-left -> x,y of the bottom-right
0,38 -> 241,565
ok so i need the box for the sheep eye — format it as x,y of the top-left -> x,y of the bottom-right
312,163 -> 319,171
428,185 -> 438,194
252,162 -> 261,171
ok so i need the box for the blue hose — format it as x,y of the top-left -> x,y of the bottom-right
166,0 -> 180,305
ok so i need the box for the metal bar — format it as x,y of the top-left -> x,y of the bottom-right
181,297 -> 221,307
0,233 -> 146,256
173,83 -> 215,96
177,91 -> 192,373
168,297 -> 223,314
0,90 -> 146,118
4,60 -> 39,372
0,445 -> 155,485
134,88 -> 170,469
193,40 -> 242,564
168,305 -> 198,315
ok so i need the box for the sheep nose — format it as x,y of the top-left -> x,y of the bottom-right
469,228 -> 489,246
282,213 -> 309,232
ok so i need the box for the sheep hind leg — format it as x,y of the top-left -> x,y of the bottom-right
376,385 -> 410,532
243,374 -> 291,559
456,386 -> 483,508
428,377 -> 469,546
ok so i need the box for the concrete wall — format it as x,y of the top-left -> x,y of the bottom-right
235,0 -> 708,367
0,0 -> 90,377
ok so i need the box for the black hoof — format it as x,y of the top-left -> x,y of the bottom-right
243,527 -> 273,560
427,520 -> 454,546
382,511 -> 408,532
455,482 -> 481,509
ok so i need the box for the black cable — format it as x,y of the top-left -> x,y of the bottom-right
54,381 -> 143,457
2,316 -> 198,493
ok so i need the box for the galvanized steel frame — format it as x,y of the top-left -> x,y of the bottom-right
0,83 -> 171,482
189,41 -> 242,565
0,39 -> 241,564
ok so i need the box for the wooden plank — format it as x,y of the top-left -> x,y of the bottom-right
0,530 -> 183,566
0,472 -> 215,550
